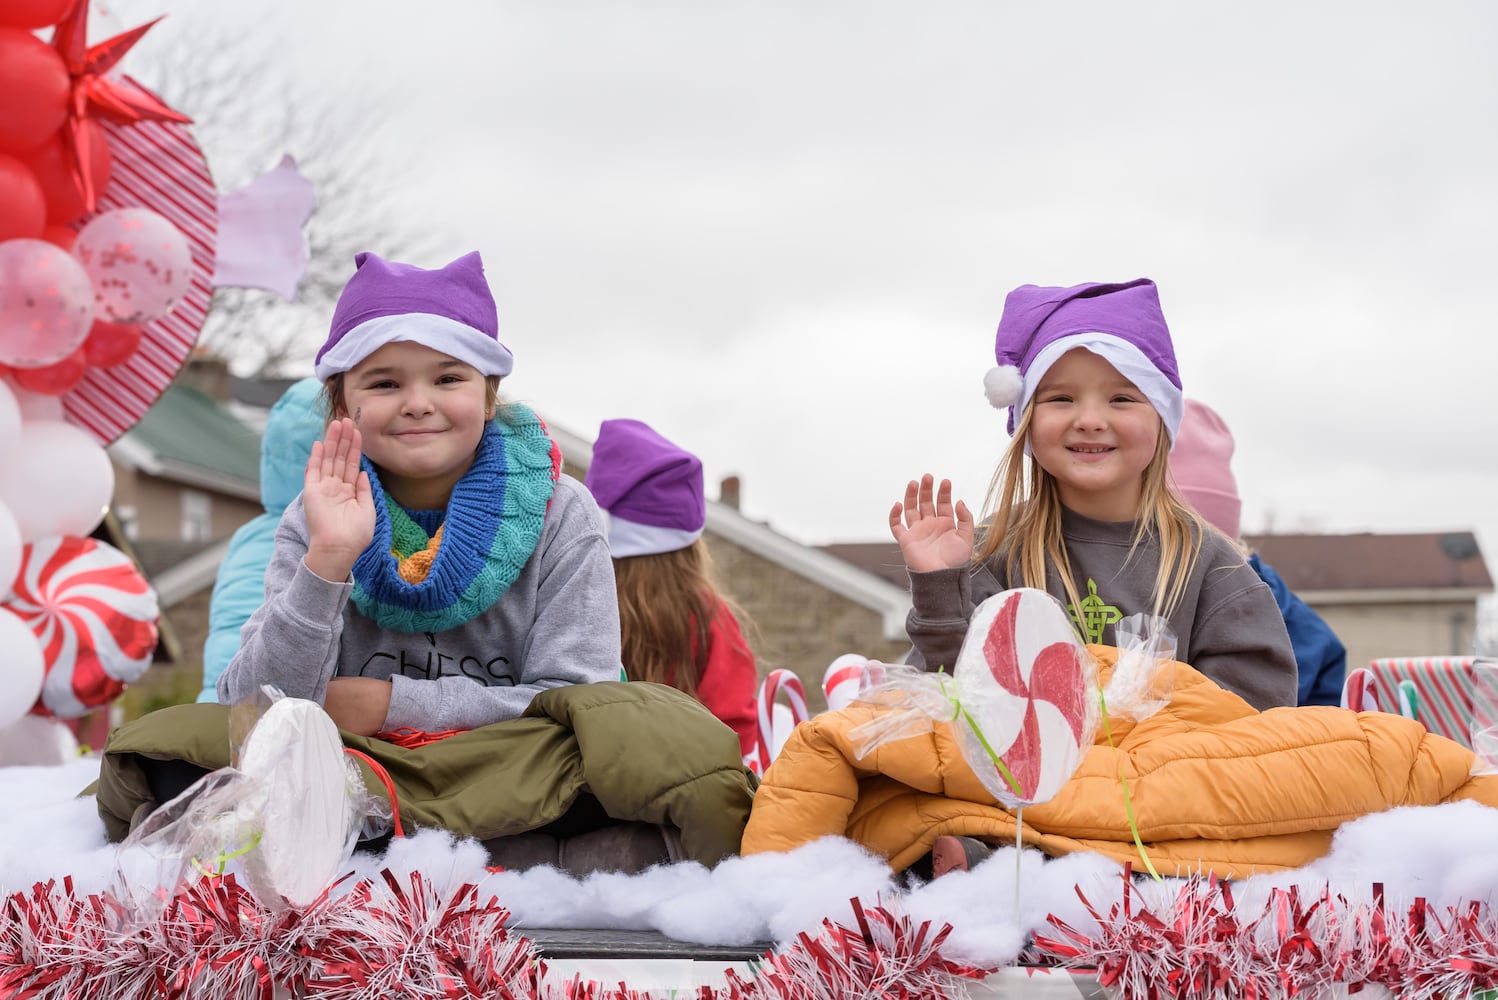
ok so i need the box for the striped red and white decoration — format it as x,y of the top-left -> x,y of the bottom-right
5,535 -> 159,719
59,77 -> 216,445
1367,656 -> 1479,748
822,654 -> 870,713
751,669 -> 809,776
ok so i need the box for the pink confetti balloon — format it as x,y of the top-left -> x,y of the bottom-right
0,238 -> 94,368
72,208 -> 192,324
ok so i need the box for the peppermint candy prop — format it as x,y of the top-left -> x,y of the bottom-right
951,588 -> 1097,807
752,668 -> 809,776
5,535 -> 158,718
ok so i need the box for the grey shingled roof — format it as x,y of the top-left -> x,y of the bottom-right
126,384 -> 261,489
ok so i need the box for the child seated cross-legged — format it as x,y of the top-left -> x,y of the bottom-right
93,252 -> 754,877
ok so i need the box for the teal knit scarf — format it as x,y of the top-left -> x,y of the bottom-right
349,404 -> 562,632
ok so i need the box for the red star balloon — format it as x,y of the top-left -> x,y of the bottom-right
50,0 -> 192,215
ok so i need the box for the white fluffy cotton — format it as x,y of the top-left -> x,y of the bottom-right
9,758 -> 1498,955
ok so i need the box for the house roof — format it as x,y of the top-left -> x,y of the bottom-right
820,532 -> 1495,604
109,384 -> 262,501
1243,532 -> 1493,596
230,374 -> 301,409
819,543 -> 910,590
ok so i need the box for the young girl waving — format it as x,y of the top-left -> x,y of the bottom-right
95,252 -> 753,876
584,419 -> 758,758
891,278 -> 1297,712
217,251 -> 621,729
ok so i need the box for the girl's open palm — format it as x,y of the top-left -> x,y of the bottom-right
889,474 -> 974,572
303,418 -> 374,581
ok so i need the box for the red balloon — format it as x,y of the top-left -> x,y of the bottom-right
21,121 -> 112,225
82,319 -> 143,368
0,0 -> 78,30
0,28 -> 69,155
8,345 -> 88,396
0,154 -> 46,241
41,223 -> 76,249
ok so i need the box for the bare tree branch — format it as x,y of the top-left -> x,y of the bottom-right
124,14 -> 433,375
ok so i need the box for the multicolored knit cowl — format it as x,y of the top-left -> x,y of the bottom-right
349,403 -> 563,632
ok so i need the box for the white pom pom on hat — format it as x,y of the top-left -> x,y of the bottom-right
983,365 -> 1023,409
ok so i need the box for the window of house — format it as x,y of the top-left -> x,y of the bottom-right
115,505 -> 140,542
181,490 -> 212,542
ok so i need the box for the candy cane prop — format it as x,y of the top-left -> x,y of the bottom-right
1341,668 -> 1384,714
751,669 -> 809,776
822,654 -> 870,713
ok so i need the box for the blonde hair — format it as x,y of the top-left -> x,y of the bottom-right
974,403 -> 1208,623
613,538 -> 751,695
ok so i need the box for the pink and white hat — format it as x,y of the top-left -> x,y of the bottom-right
313,251 -> 513,380
1170,399 -> 1243,539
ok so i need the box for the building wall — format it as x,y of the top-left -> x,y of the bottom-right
706,534 -> 909,713
109,462 -> 261,541
1314,600 -> 1479,673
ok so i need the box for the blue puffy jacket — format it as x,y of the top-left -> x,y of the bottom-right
1249,554 -> 1348,707
197,378 -> 325,702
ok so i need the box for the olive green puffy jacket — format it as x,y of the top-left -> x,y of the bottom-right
95,681 -> 755,866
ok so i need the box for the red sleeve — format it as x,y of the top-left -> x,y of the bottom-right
694,600 -> 759,759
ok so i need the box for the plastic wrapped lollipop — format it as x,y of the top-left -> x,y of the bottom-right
851,588 -> 1177,871
111,686 -> 374,919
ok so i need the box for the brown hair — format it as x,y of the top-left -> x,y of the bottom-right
974,402 -> 1208,623
613,538 -> 750,695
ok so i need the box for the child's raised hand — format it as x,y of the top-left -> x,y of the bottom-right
302,418 -> 374,582
889,474 -> 974,572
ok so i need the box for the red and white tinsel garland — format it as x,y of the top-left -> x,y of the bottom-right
13,864 -> 1498,998
1033,866 -> 1498,999
0,875 -> 984,1000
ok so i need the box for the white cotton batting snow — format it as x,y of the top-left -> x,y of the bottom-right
6,755 -> 1498,967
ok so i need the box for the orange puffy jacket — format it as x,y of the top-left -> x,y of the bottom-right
741,647 -> 1498,878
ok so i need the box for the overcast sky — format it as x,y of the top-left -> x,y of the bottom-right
113,1 -> 1498,573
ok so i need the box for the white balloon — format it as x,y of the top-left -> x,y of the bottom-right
3,378 -> 66,425
0,607 -> 45,730
0,500 -> 19,598
0,421 -> 114,543
0,381 -> 20,465
0,714 -> 77,767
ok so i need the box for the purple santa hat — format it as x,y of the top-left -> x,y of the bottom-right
314,251 -> 514,380
584,419 -> 706,558
983,278 -> 1184,442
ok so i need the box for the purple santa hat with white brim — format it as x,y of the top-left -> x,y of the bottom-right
584,419 -> 706,558
314,251 -> 514,379
983,277 -> 1184,443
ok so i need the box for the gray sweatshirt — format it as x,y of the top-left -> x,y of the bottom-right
906,508 -> 1297,711
217,475 -> 624,730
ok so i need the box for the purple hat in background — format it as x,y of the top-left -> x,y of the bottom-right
585,419 -> 706,557
982,278 -> 1183,441
314,251 -> 514,380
